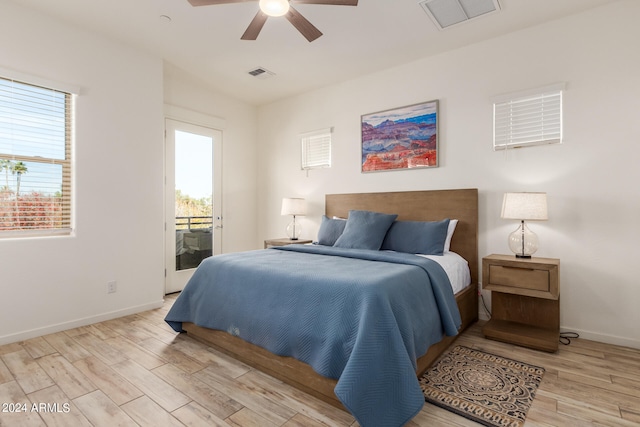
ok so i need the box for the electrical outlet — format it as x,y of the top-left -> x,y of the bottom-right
107,280 -> 117,294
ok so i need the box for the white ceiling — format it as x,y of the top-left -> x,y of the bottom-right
10,0 -> 618,106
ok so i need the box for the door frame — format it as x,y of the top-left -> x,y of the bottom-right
164,106 -> 225,294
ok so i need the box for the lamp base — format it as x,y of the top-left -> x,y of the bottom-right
286,218 -> 301,240
507,221 -> 539,258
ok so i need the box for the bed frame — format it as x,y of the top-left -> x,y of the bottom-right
183,188 -> 479,410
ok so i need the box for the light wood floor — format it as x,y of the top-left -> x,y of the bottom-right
1,293 -> 639,426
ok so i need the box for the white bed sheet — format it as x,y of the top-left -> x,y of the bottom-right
416,252 -> 471,294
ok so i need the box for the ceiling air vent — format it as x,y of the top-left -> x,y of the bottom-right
419,0 -> 501,30
247,66 -> 275,80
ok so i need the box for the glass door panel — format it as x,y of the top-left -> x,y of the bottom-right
175,130 -> 212,271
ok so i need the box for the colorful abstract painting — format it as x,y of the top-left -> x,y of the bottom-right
361,100 -> 438,172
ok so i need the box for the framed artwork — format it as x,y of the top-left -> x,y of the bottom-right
361,100 -> 438,172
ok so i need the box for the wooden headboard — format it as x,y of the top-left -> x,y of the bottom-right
325,188 -> 479,286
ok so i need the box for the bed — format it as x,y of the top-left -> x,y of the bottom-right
165,188 -> 478,426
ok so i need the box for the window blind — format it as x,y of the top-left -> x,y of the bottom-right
0,76 -> 73,236
493,83 -> 564,150
301,128 -> 332,170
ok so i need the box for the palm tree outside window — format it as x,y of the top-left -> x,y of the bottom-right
13,161 -> 28,197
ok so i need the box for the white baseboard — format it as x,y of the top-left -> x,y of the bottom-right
0,299 -> 165,346
475,307 -> 640,350
561,326 -> 640,350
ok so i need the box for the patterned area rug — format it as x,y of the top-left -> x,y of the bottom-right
420,345 -> 545,427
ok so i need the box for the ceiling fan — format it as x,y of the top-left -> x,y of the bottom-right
187,0 -> 359,42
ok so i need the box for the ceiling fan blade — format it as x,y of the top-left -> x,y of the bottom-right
188,0 -> 254,6
292,0 -> 358,5
241,10 -> 269,40
285,5 -> 323,42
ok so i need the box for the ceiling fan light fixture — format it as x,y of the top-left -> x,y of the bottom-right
259,0 -> 290,17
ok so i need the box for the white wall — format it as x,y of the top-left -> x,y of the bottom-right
0,3 -> 260,344
0,4 -> 261,344
0,3 -> 164,344
2,0 -> 637,350
257,1 -> 640,349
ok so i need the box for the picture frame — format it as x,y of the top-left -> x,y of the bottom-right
361,100 -> 439,172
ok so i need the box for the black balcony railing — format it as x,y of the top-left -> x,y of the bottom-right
175,216 -> 212,231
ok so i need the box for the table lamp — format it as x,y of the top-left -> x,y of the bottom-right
281,198 -> 306,240
501,192 -> 548,258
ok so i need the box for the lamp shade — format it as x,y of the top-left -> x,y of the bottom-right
281,198 -> 306,216
501,192 -> 548,221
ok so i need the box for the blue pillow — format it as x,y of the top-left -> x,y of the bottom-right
381,219 -> 451,255
333,210 -> 398,250
316,215 -> 347,246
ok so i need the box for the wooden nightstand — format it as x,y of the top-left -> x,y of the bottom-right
482,254 -> 560,352
264,238 -> 313,249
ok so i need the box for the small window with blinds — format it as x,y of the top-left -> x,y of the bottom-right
0,76 -> 74,237
301,128 -> 332,170
493,83 -> 564,150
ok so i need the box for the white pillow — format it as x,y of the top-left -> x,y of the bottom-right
444,219 -> 458,253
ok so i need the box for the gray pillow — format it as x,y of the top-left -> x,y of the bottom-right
333,210 -> 398,250
316,215 -> 346,246
381,219 -> 451,255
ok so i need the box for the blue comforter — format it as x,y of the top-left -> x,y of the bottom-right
165,244 -> 461,426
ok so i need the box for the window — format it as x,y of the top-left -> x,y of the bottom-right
493,83 -> 564,150
0,76 -> 74,237
301,127 -> 332,170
